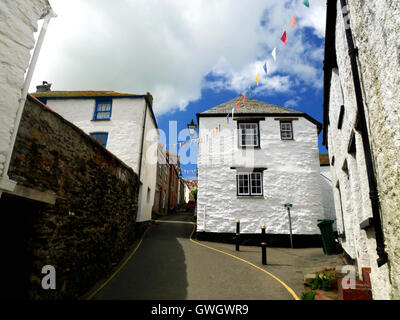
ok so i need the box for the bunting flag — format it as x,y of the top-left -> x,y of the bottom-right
303,0 -> 310,8
232,107 -> 234,119
263,62 -> 267,74
256,74 -> 259,86
237,100 -> 240,110
227,113 -> 229,124
223,119 -> 225,128
219,124 -> 221,131
290,15 -> 296,28
281,31 -> 287,45
271,48 -> 276,61
248,85 -> 252,97
243,94 -> 245,106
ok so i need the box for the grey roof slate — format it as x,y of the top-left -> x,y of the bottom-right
201,96 -> 302,115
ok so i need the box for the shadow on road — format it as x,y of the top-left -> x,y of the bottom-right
94,215 -> 191,300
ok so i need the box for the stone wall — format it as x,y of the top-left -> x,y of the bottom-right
327,0 -> 399,299
6,95 -> 141,299
0,0 -> 48,176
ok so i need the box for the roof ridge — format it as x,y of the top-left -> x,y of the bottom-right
201,96 -> 302,115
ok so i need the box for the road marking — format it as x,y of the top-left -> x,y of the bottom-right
188,223 -> 300,300
86,223 -> 154,300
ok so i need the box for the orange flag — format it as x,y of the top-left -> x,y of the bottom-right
237,100 -> 240,110
290,15 -> 296,28
243,94 -> 246,106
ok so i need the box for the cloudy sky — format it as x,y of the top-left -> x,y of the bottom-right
31,0 -> 327,178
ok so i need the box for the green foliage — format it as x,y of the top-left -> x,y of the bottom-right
311,271 -> 335,291
191,188 -> 197,201
301,290 -> 316,300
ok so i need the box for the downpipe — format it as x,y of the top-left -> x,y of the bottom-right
339,0 -> 388,267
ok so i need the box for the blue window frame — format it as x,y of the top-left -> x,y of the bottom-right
90,132 -> 108,147
93,98 -> 112,120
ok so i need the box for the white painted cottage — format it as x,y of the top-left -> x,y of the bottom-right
196,97 -> 325,247
32,88 -> 159,226
0,0 -> 55,198
322,0 -> 400,299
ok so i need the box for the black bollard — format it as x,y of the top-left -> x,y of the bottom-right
236,220 -> 240,251
261,242 -> 267,265
261,226 -> 267,265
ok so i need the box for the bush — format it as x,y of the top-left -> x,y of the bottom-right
311,271 -> 335,291
301,290 -> 316,300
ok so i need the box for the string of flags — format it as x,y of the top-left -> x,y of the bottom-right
160,0 -> 311,174
244,0 -> 310,99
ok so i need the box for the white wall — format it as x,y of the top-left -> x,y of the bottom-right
0,0 -> 48,178
46,97 -> 159,222
326,0 -> 397,299
320,166 -> 336,230
197,115 -> 323,235
184,183 -> 190,203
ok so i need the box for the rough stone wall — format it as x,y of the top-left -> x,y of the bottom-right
7,96 -> 140,299
0,0 -> 48,176
197,115 -> 323,235
327,0 -> 399,299
349,0 -> 400,300
44,97 -> 159,223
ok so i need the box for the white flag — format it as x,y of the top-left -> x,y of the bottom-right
232,107 -> 234,119
271,48 -> 276,61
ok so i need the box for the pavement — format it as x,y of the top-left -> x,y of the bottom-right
89,211 -> 343,300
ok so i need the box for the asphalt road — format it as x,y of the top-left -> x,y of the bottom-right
92,212 -> 293,300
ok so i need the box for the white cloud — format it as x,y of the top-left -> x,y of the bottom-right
30,0 -> 326,115
284,96 -> 302,109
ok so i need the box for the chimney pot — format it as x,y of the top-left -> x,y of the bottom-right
36,81 -> 52,92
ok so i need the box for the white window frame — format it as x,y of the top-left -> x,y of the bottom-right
250,172 -> 263,195
238,123 -> 259,147
280,122 -> 293,140
237,173 -> 250,196
237,171 -> 263,196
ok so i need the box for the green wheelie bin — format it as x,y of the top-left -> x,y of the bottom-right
317,219 -> 336,255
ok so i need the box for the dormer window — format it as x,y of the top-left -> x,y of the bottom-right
93,98 -> 112,120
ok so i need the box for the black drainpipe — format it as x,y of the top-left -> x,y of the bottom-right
339,0 -> 388,267
138,99 -> 148,180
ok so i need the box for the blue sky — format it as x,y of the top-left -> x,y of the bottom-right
30,0 -> 327,180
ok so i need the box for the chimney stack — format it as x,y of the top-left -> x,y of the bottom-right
36,81 -> 52,92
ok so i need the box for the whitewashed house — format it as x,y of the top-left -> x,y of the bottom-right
323,0 -> 400,299
319,154 -> 336,230
32,87 -> 159,227
0,0 -> 55,198
196,97 -> 324,247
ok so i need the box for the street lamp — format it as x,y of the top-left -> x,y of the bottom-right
187,119 -> 197,139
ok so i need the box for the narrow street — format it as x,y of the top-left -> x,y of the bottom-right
90,212 -> 295,300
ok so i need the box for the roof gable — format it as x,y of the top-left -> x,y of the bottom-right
201,96 -> 302,115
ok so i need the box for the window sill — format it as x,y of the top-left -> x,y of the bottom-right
238,146 -> 261,149
237,196 -> 264,199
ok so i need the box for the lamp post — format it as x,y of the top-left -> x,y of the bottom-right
187,119 -> 197,139
284,203 -> 293,248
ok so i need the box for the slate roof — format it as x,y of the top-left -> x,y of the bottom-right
32,91 -> 143,98
200,96 -> 303,115
197,96 -> 322,132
